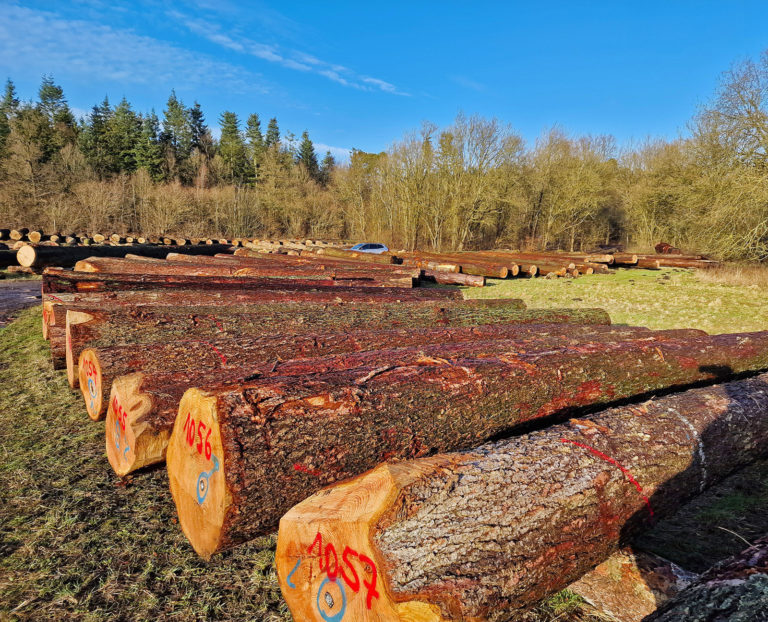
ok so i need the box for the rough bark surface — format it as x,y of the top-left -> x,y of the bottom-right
568,548 -> 697,622
83,321 -> 649,420
171,330 -> 768,557
104,327 -> 701,473
276,373 -> 768,622
63,300 -> 545,386
644,536 -> 768,621
17,244 -> 233,268
42,267 -> 461,298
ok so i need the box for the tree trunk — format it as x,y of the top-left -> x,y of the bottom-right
17,244 -> 234,268
168,331 -> 768,558
41,267 -> 462,297
317,248 -> 396,265
62,299 -> 542,385
97,325 -> 697,474
420,270 -> 485,287
276,373 -> 768,621
644,536 -> 768,621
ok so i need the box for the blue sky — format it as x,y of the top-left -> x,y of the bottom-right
2,1 -> 768,159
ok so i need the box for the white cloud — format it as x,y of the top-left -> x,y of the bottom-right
167,10 -> 409,96
0,4 -> 267,94
314,142 -> 351,162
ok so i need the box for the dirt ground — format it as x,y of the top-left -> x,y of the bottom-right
0,279 -> 42,326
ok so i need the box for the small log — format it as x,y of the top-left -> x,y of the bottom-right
420,270 -> 485,287
27,230 -> 44,243
9,228 -> 29,241
636,258 -> 661,270
276,373 -> 768,620
63,302 -> 566,386
568,548 -> 697,622
102,325 -> 655,475
612,253 -> 638,265
0,229 -> 9,240
136,237 -> 147,244
394,257 -> 462,273
92,234 -> 106,243
169,330 -> 768,557
644,536 -> 768,621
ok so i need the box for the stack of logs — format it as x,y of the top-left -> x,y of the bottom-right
34,245 -> 767,621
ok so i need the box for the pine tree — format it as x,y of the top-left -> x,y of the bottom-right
319,150 -> 336,185
218,111 -> 248,184
79,96 -> 113,178
105,97 -> 141,173
37,75 -> 76,153
189,101 -> 211,157
265,117 -> 280,147
134,111 -> 165,181
162,90 -> 193,164
296,130 -> 319,179
0,79 -> 19,157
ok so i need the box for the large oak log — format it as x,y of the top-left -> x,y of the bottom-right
102,326 -> 690,474
18,244 -> 234,268
168,330 -> 768,558
276,373 -> 768,621
41,267 -> 461,297
420,270 -> 485,287
644,536 -> 768,621
64,303 -> 581,387
87,318 -> 611,421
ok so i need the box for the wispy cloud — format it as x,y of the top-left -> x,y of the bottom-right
451,75 -> 487,92
168,10 -> 409,96
0,4 -> 267,94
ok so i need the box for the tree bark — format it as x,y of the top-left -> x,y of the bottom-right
168,330 -> 768,558
41,267 -> 462,297
98,325 -> 694,474
62,299 -> 540,385
644,536 -> 768,621
17,244 -> 234,268
317,247 -> 397,265
567,548 -> 697,622
420,270 -> 485,287
276,373 -> 768,621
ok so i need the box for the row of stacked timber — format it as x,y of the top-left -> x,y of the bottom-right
33,245 -> 765,619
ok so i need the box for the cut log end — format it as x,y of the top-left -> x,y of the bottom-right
16,244 -> 36,268
277,462 -> 448,622
105,372 -> 165,476
78,349 -> 104,420
65,310 -> 94,388
167,388 -> 230,559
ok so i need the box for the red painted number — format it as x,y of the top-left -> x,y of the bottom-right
306,532 -> 379,609
112,396 -> 127,430
183,413 -> 213,460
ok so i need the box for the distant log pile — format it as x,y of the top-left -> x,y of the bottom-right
26,236 -> 767,621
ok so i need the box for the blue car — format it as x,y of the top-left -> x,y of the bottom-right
348,242 -> 389,254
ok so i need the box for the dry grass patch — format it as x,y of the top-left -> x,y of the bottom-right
695,263 -> 768,288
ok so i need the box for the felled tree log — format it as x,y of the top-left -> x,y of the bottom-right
64,303 -> 580,387
98,324 -> 690,472
18,244 -> 234,268
107,327 -> 661,475
88,319 -> 628,421
41,267 -> 459,296
9,228 -> 28,240
644,536 -> 768,621
276,373 -> 768,621
420,270 -> 485,287
317,247 -> 396,265
168,331 -> 768,558
636,258 -> 661,269
568,548 -> 697,622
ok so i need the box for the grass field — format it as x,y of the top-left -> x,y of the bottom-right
1,268 -> 767,621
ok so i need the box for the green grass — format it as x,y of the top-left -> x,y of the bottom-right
465,268 -> 768,334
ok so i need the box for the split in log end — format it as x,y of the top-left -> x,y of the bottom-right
78,349 -> 105,420
276,460 -> 451,622
167,388 -> 230,559
106,372 -> 166,475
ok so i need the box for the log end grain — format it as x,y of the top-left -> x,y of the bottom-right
167,388 -> 230,559
277,461 -> 450,622
106,372 -> 168,476
16,244 -> 36,268
79,348 -> 105,420
65,310 -> 94,388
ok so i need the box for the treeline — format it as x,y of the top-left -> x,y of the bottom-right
1,52 -> 768,260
